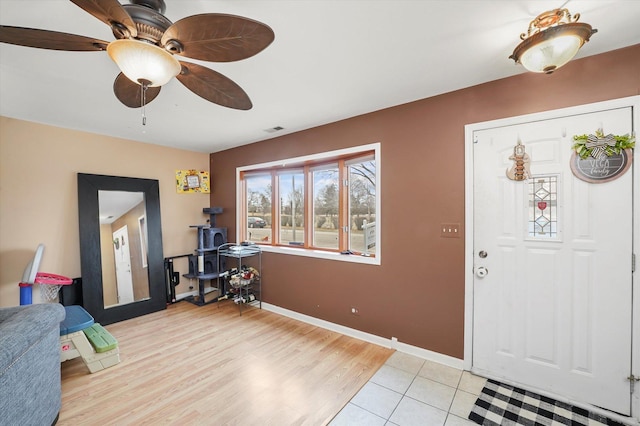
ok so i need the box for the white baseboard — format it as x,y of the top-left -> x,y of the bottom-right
257,303 -> 635,423
175,287 -> 218,301
262,302 -> 464,370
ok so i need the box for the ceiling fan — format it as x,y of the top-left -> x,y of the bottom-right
0,0 -> 274,111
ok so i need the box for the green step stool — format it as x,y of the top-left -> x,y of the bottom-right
84,323 -> 118,353
60,305 -> 120,373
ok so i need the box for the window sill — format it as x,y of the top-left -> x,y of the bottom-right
259,245 -> 380,265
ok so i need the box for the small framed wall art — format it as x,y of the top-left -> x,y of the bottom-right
176,170 -> 210,193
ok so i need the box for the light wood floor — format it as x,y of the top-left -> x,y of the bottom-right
59,301 -> 393,425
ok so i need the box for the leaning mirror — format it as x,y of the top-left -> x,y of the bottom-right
78,173 -> 165,325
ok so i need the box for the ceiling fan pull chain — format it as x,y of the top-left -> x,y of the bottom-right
141,81 -> 147,126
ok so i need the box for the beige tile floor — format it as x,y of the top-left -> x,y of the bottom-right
329,352 -> 487,426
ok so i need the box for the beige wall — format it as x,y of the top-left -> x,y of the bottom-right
0,117 -> 210,306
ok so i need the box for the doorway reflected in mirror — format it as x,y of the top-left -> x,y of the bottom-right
98,190 -> 150,308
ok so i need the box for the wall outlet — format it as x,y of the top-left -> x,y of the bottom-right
351,307 -> 360,315
441,223 -> 460,238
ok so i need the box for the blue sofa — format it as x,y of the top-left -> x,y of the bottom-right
0,303 -> 66,426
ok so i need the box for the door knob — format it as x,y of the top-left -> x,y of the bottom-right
476,266 -> 488,278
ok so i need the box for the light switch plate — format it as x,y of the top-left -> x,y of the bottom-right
441,223 -> 460,238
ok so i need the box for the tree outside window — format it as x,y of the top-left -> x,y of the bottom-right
245,174 -> 272,242
278,171 -> 305,245
313,166 -> 339,250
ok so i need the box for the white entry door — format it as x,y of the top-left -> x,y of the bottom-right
472,106 -> 633,415
113,225 -> 135,305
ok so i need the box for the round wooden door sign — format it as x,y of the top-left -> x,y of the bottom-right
570,149 -> 633,183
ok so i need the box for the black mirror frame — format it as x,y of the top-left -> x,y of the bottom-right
77,173 -> 165,325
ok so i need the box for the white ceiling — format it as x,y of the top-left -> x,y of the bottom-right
1,1 -> 638,153
98,190 -> 144,224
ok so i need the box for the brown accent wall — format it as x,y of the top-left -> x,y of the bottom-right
210,44 -> 640,359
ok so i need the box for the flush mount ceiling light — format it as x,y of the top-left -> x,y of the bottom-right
509,8 -> 597,74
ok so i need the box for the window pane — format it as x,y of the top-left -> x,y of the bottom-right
246,174 -> 272,243
278,171 -> 305,246
312,166 -> 339,250
349,159 -> 376,254
527,175 -> 558,239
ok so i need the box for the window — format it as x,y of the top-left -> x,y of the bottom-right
245,173 -> 272,242
238,143 -> 380,264
348,155 -> 376,255
312,165 -> 339,250
278,170 -> 305,246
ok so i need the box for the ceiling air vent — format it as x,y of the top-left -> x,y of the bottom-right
264,126 -> 284,133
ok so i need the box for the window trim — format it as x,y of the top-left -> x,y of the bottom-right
236,142 -> 381,265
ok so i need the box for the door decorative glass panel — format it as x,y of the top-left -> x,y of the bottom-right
528,175 -> 558,239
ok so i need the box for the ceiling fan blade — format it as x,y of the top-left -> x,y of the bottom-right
70,0 -> 137,38
161,14 -> 274,62
0,26 -> 109,51
113,73 -> 161,108
176,61 -> 252,110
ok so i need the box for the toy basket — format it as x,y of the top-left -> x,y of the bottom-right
35,272 -> 72,302
229,275 -> 252,289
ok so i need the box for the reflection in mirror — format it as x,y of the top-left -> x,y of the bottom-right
98,190 -> 150,309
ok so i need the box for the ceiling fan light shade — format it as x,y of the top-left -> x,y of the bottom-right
107,39 -> 180,87
510,9 -> 596,74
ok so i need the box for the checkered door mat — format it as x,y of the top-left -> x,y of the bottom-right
468,379 -> 625,426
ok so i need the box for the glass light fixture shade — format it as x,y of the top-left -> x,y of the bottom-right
510,16 -> 596,74
107,39 -> 181,87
